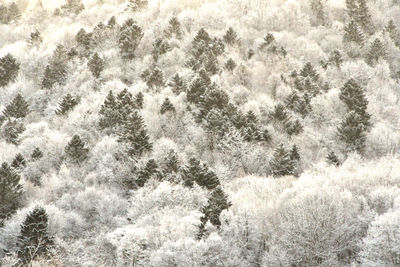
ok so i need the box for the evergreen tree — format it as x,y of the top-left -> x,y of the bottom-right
87,52 -> 104,78
285,119 -> 304,136
60,0 -> 85,15
165,17 -> 183,39
31,147 -> 44,161
160,98 -> 175,114
260,33 -> 275,50
151,38 -> 171,62
385,20 -> 399,47
163,149 -> 180,174
116,88 -> 136,122
42,45 -> 68,89
223,27 -> 238,45
337,111 -> 367,154
75,28 -> 92,52
141,67 -> 164,89
343,20 -> 364,45
65,135 -> 89,163
225,58 -> 237,71
326,151 -> 341,166
136,159 -> 160,187
55,93 -> 79,115
127,0 -> 148,12
99,90 -> 120,129
1,119 -> 25,145
269,144 -> 295,177
300,62 -> 319,83
0,162 -> 23,226
169,73 -> 186,95
366,38 -> 386,66
356,0 -> 372,33
29,30 -> 42,46
269,104 -> 291,124
310,0 -> 325,26
328,49 -> 343,68
197,187 -> 231,239
119,19 -> 144,60
17,206 -> 54,264
182,158 -> 220,190
2,94 -> 29,119
134,92 -> 144,109
118,111 -> 152,157
0,53 -> 20,87
11,153 -> 26,169
289,144 -> 300,162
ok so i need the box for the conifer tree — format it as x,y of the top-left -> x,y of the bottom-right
355,0 -> 372,33
118,111 -> 152,156
169,73 -> 186,95
99,90 -> 120,129
197,187 -> 231,239
300,62 -> 319,83
116,88 -> 136,121
31,147 -> 44,161
343,20 -> 364,45
285,119 -> 304,136
75,28 -> 92,52
269,144 -> 295,177
269,104 -> 291,124
223,27 -> 238,45
225,58 -> 237,71
182,158 -> 220,190
165,17 -> 183,39
11,153 -> 26,169
0,53 -> 20,87
119,19 -> 144,60
151,38 -> 171,62
289,145 -> 300,162
134,92 -> 144,109
0,162 -> 23,226
337,111 -> 367,154
17,206 -> 54,264
42,45 -> 69,89
136,159 -> 160,187
2,94 -> 29,119
385,20 -> 399,47
328,49 -> 343,68
1,119 -> 25,145
29,30 -> 42,46
55,94 -> 79,115
65,135 -> 89,163
141,67 -> 164,89
60,0 -> 85,15
310,0 -> 325,26
163,149 -> 180,174
87,52 -> 104,78
326,151 -> 341,166
127,0 -> 148,12
160,98 -> 175,114
366,38 -> 386,66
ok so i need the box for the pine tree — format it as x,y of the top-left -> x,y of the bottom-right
366,38 -> 386,66
2,94 -> 29,119
163,150 -> 180,174
182,158 -> 220,190
0,162 -> 23,226
285,119 -> 304,136
160,98 -> 175,114
337,111 -> 367,154
17,206 -> 54,264
75,28 -> 92,51
169,73 -> 186,95
223,27 -> 238,45
99,90 -> 120,129
0,53 -> 20,87
197,187 -> 231,239
42,45 -> 68,89
385,20 -> 399,47
225,58 -> 237,71
118,111 -> 152,157
328,49 -> 343,68
141,67 -> 164,89
7,2 -> 20,22
29,30 -> 42,46
60,0 -> 85,15
343,20 -> 364,45
116,88 -> 136,122
300,62 -> 319,83
136,159 -> 160,187
326,151 -> 341,166
31,147 -> 44,161
119,19 -> 144,60
269,144 -> 295,177
1,119 -> 25,145
165,17 -> 183,39
260,33 -> 275,50
356,0 -> 372,33
151,38 -> 171,62
65,135 -> 89,163
269,104 -> 291,124
11,153 -> 26,169
55,94 -> 79,115
87,52 -> 104,78
127,0 -> 148,12
310,0 -> 325,26
289,145 -> 300,161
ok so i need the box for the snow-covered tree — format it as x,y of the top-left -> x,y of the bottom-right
65,135 -> 89,163
0,162 -> 23,226
0,54 -> 19,87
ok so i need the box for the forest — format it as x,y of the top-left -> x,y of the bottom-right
1,0 -> 400,266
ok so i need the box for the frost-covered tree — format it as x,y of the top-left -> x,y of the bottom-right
60,0 -> 85,15
29,30 -> 42,46
151,38 -> 171,62
385,20 -> 399,47
169,73 -> 186,95
182,158 -> 220,190
165,17 -> 183,39
225,58 -> 237,71
162,149 -> 180,174
1,119 -> 25,145
337,111 -> 367,154
136,159 -> 160,187
2,94 -> 29,119
223,27 -> 239,45
0,2 -> 20,24
366,38 -> 386,66
0,53 -> 20,87
328,49 -> 343,68
65,135 -> 89,163
119,19 -> 144,60
141,67 -> 164,89
87,53 -> 104,78
31,147 -> 43,161
134,92 -> 144,110
17,206 -> 54,264
99,90 -> 120,129
310,0 -> 325,26
11,153 -> 26,169
55,94 -> 79,115
42,45 -> 69,89
269,144 -> 295,177
127,0 -> 148,12
160,98 -> 175,114
343,20 -> 364,45
326,151 -> 341,166
0,162 -> 23,226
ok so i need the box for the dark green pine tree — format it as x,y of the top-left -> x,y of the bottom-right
99,90 -> 120,129
366,38 -> 386,66
116,88 -> 136,122
326,151 -> 341,166
31,147 -> 44,161
0,162 -> 23,226
0,53 -> 20,87
119,19 -> 144,60
65,135 -> 89,163
42,45 -> 69,89
87,52 -> 104,78
269,143 -> 295,177
223,27 -> 238,45
160,98 -> 175,114
197,187 -> 231,239
169,73 -> 186,95
151,38 -> 171,62
337,111 -> 367,154
182,158 -> 220,190
328,49 -> 343,68
343,20 -> 364,45
141,67 -> 164,89
165,17 -> 183,39
11,153 -> 26,169
187,70 -> 211,104
2,94 -> 29,119
339,78 -> 371,129
17,206 -> 54,264
55,93 -> 79,115
136,159 -> 160,187
118,111 -> 152,157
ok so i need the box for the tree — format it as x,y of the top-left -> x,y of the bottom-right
118,111 -> 152,157
160,98 -> 175,114
119,19 -> 144,60
1,119 -> 25,145
268,104 -> 291,124
269,144 -> 295,177
162,149 -> 180,174
29,30 -> 42,46
141,67 -> 164,89
127,0 -> 148,12
366,38 -> 386,66
328,50 -> 343,68
0,53 -> 20,87
17,206 -> 54,264
182,158 -> 220,190
310,0 -> 325,26
65,135 -> 89,163
225,58 -> 237,71
134,92 -> 144,109
326,151 -> 341,166
223,27 -> 238,45
87,52 -> 104,78
197,187 -> 231,239
355,0 -> 372,33
42,45 -> 69,89
337,111 -> 367,154
11,153 -> 26,169
165,17 -> 183,39
385,20 -> 399,47
0,162 -> 23,226
343,20 -> 364,45
75,28 -> 92,53
3,94 -> 29,119
60,0 -> 85,15
289,145 -> 300,162
99,90 -> 120,129
31,147 -> 43,161
169,73 -> 186,95
55,94 -> 79,115
151,38 -> 171,62
136,159 -> 160,187
300,62 -> 319,83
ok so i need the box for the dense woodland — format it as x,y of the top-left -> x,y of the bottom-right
1,0 -> 400,266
